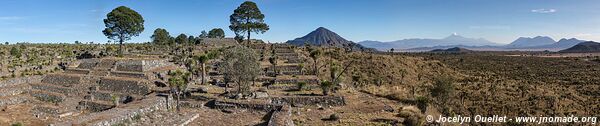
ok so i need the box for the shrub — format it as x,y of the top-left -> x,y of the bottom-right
296,82 -> 307,91
11,122 -> 23,126
328,113 -> 340,121
320,80 -> 333,95
415,96 -> 429,113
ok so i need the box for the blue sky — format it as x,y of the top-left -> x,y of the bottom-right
1,0 -> 599,44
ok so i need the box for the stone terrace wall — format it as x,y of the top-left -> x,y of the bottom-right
274,78 -> 319,85
212,100 -> 282,112
56,96 -> 172,126
115,60 -> 143,72
41,74 -> 81,87
99,78 -> 152,95
110,71 -> 148,79
0,75 -> 43,87
271,96 -> 346,107
77,59 -> 99,69
115,59 -> 170,72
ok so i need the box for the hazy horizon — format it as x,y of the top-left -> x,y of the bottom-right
1,0 -> 600,44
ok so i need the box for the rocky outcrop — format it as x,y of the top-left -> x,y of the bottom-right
267,104 -> 294,126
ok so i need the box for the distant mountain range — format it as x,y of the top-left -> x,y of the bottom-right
505,36 -> 556,47
359,34 -> 501,50
559,41 -> 600,53
360,35 -> 586,52
430,47 -> 474,53
286,27 -> 373,51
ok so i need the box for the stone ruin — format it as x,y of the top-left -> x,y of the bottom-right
0,57 -> 178,125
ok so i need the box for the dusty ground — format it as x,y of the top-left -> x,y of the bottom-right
0,104 -> 51,126
291,89 -> 405,126
189,108 -> 269,126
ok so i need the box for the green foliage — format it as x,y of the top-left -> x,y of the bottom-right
10,46 -> 21,58
296,82 -> 307,91
217,46 -> 260,94
430,76 -> 455,100
430,76 -> 455,115
132,114 -> 142,120
103,6 -> 144,55
199,30 -> 208,38
229,1 -> 269,43
111,94 -> 120,106
196,55 -> 209,64
188,36 -> 198,45
151,28 -> 171,45
415,96 -> 429,113
11,122 -> 23,126
309,49 -> 321,59
320,80 -> 333,95
175,34 -> 188,45
208,28 -> 225,38
168,69 -> 191,91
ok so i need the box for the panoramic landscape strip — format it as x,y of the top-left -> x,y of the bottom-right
0,0 -> 599,126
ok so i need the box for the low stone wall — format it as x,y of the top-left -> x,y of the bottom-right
267,104 -> 295,126
56,96 -> 171,126
212,100 -> 282,112
0,95 -> 29,106
266,71 -> 302,76
95,59 -> 116,70
274,78 -> 319,85
77,59 -> 99,70
99,78 -> 152,95
0,85 -> 28,97
179,100 -> 205,108
30,83 -> 76,96
110,71 -> 148,79
41,74 -> 81,87
268,65 -> 301,72
31,105 -> 60,115
0,75 -> 43,88
65,68 -> 90,75
271,96 -> 345,107
285,58 -> 303,64
30,91 -> 65,103
85,91 -> 138,103
115,60 -> 144,72
267,84 -> 318,90
77,100 -> 114,112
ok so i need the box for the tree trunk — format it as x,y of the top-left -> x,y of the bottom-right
176,92 -> 180,111
201,63 -> 206,85
247,16 -> 251,45
119,39 -> 124,56
247,30 -> 251,45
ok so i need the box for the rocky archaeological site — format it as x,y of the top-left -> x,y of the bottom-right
1,1 -> 600,126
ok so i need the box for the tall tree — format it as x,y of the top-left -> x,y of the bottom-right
151,28 -> 171,45
199,30 -> 208,38
102,6 -> 145,55
175,34 -> 188,45
229,1 -> 269,44
208,28 -> 225,38
188,36 -> 197,45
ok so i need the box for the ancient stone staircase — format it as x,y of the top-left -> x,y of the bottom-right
261,44 -> 320,89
